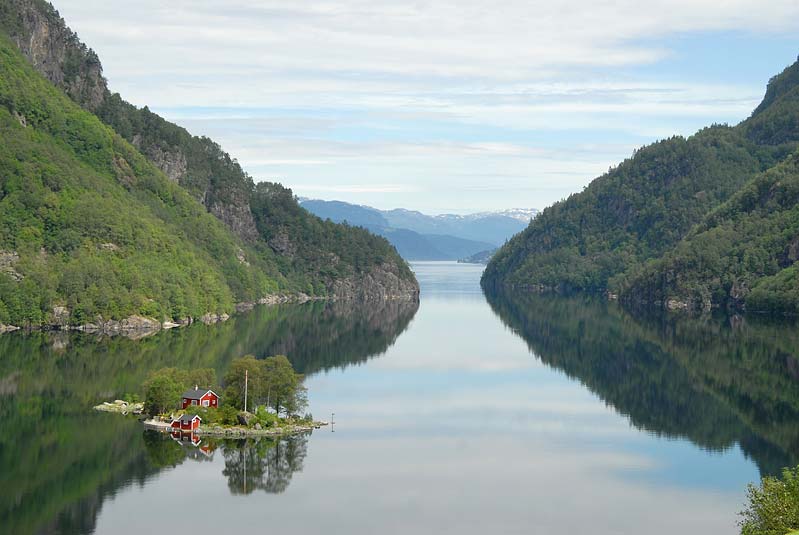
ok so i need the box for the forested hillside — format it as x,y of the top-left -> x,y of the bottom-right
621,152 -> 799,313
0,34 -> 278,326
0,0 -> 418,330
0,1 -> 417,329
483,56 -> 799,314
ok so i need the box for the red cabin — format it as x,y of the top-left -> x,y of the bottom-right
171,413 -> 201,431
181,387 -> 219,409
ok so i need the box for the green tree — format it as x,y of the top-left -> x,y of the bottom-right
188,368 -> 217,390
143,373 -> 182,416
222,354 -> 306,415
740,465 -> 799,535
223,355 -> 266,411
262,355 -> 303,416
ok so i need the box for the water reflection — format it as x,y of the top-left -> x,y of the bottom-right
222,434 -> 308,495
483,286 -> 799,476
141,430 -> 308,495
0,298 -> 417,535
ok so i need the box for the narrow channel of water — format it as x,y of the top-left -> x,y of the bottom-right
3,261 -> 799,534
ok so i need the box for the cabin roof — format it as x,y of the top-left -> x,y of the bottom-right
178,413 -> 201,423
181,387 -> 217,400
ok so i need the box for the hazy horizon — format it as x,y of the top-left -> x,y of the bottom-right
52,0 -> 799,214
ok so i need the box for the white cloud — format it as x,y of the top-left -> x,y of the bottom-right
51,0 -> 798,212
292,184 -> 420,194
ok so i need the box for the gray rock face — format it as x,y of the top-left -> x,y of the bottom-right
209,196 -> 260,243
138,143 -> 188,183
199,313 -> 231,325
51,306 -> 69,327
6,0 -> 107,112
331,263 -> 420,302
237,411 -> 255,426
0,251 -> 22,281
77,315 -> 162,337
267,229 -> 296,258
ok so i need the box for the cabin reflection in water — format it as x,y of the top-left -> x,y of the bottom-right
170,431 -> 216,458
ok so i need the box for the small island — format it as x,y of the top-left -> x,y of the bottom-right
95,354 -> 327,437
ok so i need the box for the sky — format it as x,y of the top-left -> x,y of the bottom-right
53,0 -> 799,214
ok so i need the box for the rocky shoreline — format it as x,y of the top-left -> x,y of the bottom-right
94,399 -> 144,415
1,280 -> 420,338
0,257 -> 421,337
142,418 -> 328,438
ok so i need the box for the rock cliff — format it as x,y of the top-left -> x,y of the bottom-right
1,0 -> 261,243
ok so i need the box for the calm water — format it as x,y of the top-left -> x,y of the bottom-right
3,261 -> 799,534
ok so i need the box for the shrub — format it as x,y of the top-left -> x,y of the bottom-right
254,405 -> 279,428
740,465 -> 799,535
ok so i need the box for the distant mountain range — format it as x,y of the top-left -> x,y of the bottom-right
300,200 -> 537,261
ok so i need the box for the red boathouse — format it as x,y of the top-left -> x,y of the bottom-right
181,387 -> 219,409
171,413 -> 202,431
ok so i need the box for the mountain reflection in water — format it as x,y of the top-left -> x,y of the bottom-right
5,262 -> 799,535
0,298 -> 417,535
484,286 -> 799,476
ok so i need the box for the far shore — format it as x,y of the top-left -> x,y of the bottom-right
0,288 -> 419,338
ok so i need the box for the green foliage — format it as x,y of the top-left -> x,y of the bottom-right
142,366 -> 216,416
0,34 -> 283,326
740,465 -> 799,535
254,406 -> 279,428
484,127 -> 776,292
223,354 -> 263,411
143,373 -> 182,417
184,405 -> 235,426
223,354 -> 306,416
621,152 -> 799,313
250,182 -> 413,292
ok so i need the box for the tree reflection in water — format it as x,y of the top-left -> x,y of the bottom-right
483,285 -> 799,476
222,434 -> 309,495
142,430 -> 309,495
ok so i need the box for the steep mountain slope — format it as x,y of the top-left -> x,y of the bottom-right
616,60 -> 799,314
0,0 -> 417,309
483,57 -> 799,298
621,151 -> 799,313
0,34 -> 280,327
